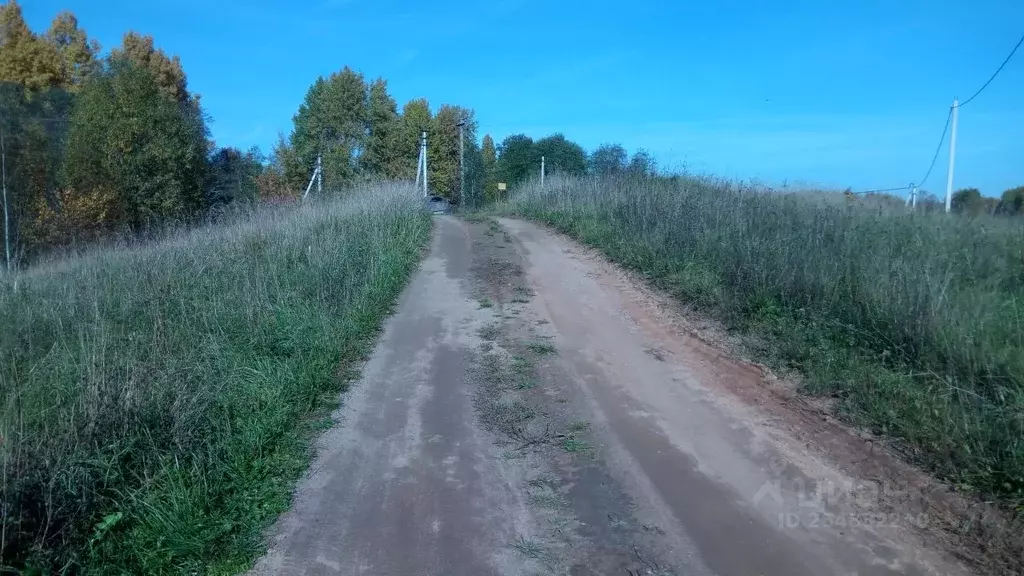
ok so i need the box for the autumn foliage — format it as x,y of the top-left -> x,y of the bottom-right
0,1 -> 235,266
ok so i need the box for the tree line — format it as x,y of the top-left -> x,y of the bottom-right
265,72 -> 659,210
0,1 -> 261,267
264,69 -> 485,207
868,186 -> 1024,216
480,136 -> 656,202
948,186 -> 1024,216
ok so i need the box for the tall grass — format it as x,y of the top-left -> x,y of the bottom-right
0,183 -> 431,573
506,174 -> 1024,502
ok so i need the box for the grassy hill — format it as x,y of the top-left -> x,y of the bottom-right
505,174 -> 1024,505
0,183 -> 430,573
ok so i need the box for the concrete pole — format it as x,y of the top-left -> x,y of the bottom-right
458,121 -> 465,207
945,98 -> 959,213
316,154 -> 322,195
541,156 -> 546,188
421,131 -> 429,197
1,120 -> 9,271
415,133 -> 422,188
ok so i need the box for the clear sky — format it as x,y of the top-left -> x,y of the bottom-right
19,0 -> 1024,196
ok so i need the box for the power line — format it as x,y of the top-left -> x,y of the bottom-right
851,185 -> 912,195
852,31 -> 1022,198
851,102 -> 953,196
916,106 -> 953,187
959,32 -> 1024,107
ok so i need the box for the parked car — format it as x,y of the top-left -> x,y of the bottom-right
426,195 -> 450,214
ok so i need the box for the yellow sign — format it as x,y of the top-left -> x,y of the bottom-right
497,182 -> 507,191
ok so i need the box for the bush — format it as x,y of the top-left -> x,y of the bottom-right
1000,186 -> 1024,215
505,174 -> 1024,502
0,183 -> 431,573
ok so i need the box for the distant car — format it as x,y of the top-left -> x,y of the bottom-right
426,195 -> 450,214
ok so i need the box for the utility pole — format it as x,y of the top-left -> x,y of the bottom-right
316,153 -> 322,195
945,98 -> 959,213
541,156 -> 546,188
1,116 -> 9,272
415,134 -> 422,189
302,153 -> 322,200
457,119 -> 466,207
417,131 -> 429,197
910,184 -> 918,209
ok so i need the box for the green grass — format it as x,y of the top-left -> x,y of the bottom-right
0,183 -> 431,573
478,323 -> 501,341
561,437 -> 588,453
503,173 -> 1024,504
525,340 -> 557,355
566,420 -> 591,433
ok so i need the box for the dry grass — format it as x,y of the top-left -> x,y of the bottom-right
0,183 -> 431,573
504,173 -> 1024,505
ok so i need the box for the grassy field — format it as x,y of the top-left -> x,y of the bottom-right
0,183 -> 431,574
503,174 -> 1024,504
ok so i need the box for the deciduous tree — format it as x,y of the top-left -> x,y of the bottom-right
534,133 -> 586,176
61,60 -> 208,235
495,134 -> 536,187
111,32 -> 188,104
429,105 -> 475,202
0,1 -> 62,91
363,78 -> 403,179
44,12 -> 99,90
998,186 -> 1024,215
481,134 -> 497,202
589,143 -> 627,176
951,188 -> 984,216
628,149 -> 656,176
207,146 -> 263,206
399,98 -> 431,181
289,67 -> 368,190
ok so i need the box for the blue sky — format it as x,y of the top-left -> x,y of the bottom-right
20,0 -> 1024,196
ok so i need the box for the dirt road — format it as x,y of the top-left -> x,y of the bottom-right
252,215 -> 970,576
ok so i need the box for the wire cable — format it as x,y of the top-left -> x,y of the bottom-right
916,106 -> 953,187
851,185 -> 912,195
960,32 -> 1024,107
842,31 -> 1021,198
851,104 -> 954,195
